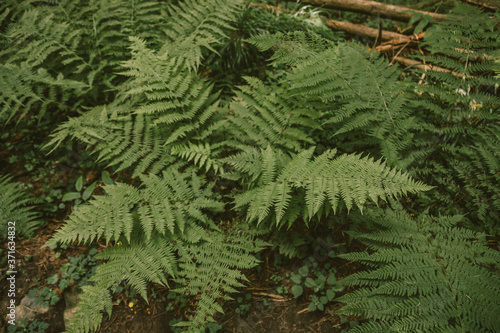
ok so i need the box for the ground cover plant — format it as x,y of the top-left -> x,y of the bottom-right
1,0 -> 499,332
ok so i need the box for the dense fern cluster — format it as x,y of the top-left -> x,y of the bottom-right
407,3 -> 500,229
1,0 -> 498,332
338,205 -> 500,332
249,31 -> 419,165
0,0 -> 168,122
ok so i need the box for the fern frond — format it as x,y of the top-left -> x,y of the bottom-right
171,142 -> 224,175
161,0 -> 240,70
45,170 -> 223,247
44,102 -> 179,176
249,31 -> 419,167
62,284 -> 113,333
0,63 -> 87,123
0,175 -> 41,238
234,146 -> 432,227
173,231 -> 265,331
337,206 -> 500,333
91,237 -> 177,299
228,76 -> 320,152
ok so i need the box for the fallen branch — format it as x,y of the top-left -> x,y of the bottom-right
393,56 -> 466,78
300,0 -> 448,22
322,18 -> 412,42
251,2 -> 414,43
465,0 -> 500,10
373,32 -> 425,53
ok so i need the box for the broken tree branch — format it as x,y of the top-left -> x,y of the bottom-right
393,56 -> 466,78
300,0 -> 448,22
373,32 -> 425,53
322,18 -> 411,42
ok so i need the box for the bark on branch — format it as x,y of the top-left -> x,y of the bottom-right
322,18 -> 411,42
300,0 -> 448,22
373,32 -> 424,53
393,57 -> 466,78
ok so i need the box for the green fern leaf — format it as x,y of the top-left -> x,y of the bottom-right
234,147 -> 432,227
337,206 -> 500,332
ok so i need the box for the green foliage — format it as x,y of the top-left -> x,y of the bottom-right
336,205 -> 500,332
58,248 -> 99,290
405,3 -> 500,229
226,76 -> 320,152
45,170 -> 224,246
44,168 -> 266,332
233,146 -> 431,228
7,0 -> 493,332
61,176 -> 97,207
235,293 -> 253,316
28,286 -> 59,308
0,0 -> 168,123
44,35 -> 228,177
7,318 -> 49,333
289,259 -> 344,312
173,232 -> 265,328
0,175 -> 41,238
249,31 -> 418,165
62,284 -> 113,333
247,4 -> 500,232
204,3 -> 341,91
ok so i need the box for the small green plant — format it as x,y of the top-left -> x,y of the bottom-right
7,318 -> 49,333
261,298 -> 271,309
168,318 -> 184,333
61,176 -> 97,208
167,289 -> 189,309
28,287 -> 59,308
289,259 -> 344,312
205,322 -> 223,332
58,248 -> 99,290
235,293 -> 253,317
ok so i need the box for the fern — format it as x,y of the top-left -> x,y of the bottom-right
161,0 -> 240,71
62,284 -> 113,333
233,146 -> 432,228
171,142 -> 225,175
246,7 -> 500,232
227,76 -> 320,152
30,1 -> 446,331
0,0 -> 168,123
173,231 -> 266,331
249,31 -> 418,167
45,169 -> 223,247
0,175 -> 41,238
336,205 -> 500,332
45,36 -> 229,177
45,169 -> 266,332
404,3 -> 500,230
0,62 -> 87,123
